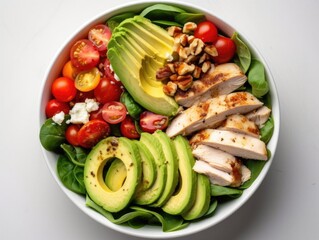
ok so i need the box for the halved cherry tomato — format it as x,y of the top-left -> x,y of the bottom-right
65,124 -> 81,146
139,111 -> 169,133
51,77 -> 77,102
45,99 -> 70,118
120,116 -> 140,139
88,24 -> 112,52
70,39 -> 100,71
77,120 -> 110,148
194,21 -> 218,43
102,101 -> 127,124
75,67 -> 101,92
212,35 -> 236,64
62,60 -> 79,80
89,106 -> 104,121
94,76 -> 123,104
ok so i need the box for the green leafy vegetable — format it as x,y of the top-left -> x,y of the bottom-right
175,13 -> 205,24
39,118 -> 67,152
239,160 -> 266,189
140,4 -> 186,21
152,20 -> 182,28
204,198 -> 218,217
210,185 -> 243,198
57,155 -> 86,194
107,12 -> 136,31
120,91 -> 144,120
260,116 -> 274,144
248,59 -> 269,97
231,32 -> 251,73
60,143 -> 88,167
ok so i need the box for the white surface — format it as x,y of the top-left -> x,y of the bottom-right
0,0 -> 318,239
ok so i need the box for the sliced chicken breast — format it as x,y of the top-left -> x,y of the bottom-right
241,165 -> 251,183
193,160 -> 234,186
166,92 -> 263,137
246,106 -> 272,127
218,114 -> 260,138
175,63 -> 247,107
190,129 -> 268,160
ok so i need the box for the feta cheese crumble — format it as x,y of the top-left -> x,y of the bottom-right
66,98 -> 100,125
85,98 -> 99,112
52,111 -> 65,125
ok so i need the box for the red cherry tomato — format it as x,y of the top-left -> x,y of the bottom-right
94,77 -> 123,104
89,106 -> 104,121
102,58 -> 117,80
51,77 -> 77,102
120,116 -> 140,139
70,39 -> 100,71
139,111 -> 169,133
65,124 -> 81,146
45,99 -> 70,118
88,24 -> 112,52
77,120 -> 110,148
212,35 -> 236,64
194,21 -> 218,43
102,101 -> 127,124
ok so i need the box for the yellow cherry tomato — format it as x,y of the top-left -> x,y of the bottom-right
62,60 -> 79,80
75,67 -> 101,92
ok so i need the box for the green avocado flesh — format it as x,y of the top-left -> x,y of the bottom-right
107,16 -> 178,116
104,158 -> 127,192
84,137 -> 141,213
162,135 -> 197,215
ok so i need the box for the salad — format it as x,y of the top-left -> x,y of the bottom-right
40,4 -> 274,232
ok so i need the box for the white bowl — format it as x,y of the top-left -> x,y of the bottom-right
39,0 -> 280,238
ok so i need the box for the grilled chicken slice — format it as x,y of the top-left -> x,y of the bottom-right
218,114 -> 260,138
175,63 -> 247,107
190,129 -> 268,160
246,106 -> 272,127
192,144 -> 239,173
166,92 -> 263,137
241,165 -> 251,183
193,160 -> 234,186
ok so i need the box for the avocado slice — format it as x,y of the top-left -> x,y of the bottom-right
84,137 -> 141,213
162,135 -> 197,215
151,130 -> 179,207
104,158 -> 127,191
182,173 -> 211,220
134,132 -> 167,205
108,16 -> 178,116
134,140 -> 156,192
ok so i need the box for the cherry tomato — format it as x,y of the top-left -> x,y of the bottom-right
102,101 -> 127,124
45,99 -> 70,118
212,36 -> 236,64
70,39 -> 100,71
139,111 -> 169,133
62,60 -> 79,80
65,124 -> 81,146
89,106 -> 104,121
94,77 -> 123,104
120,116 -> 140,139
102,58 -> 117,80
88,24 -> 112,52
75,67 -> 101,92
51,77 -> 77,102
77,120 -> 110,148
194,21 -> 218,43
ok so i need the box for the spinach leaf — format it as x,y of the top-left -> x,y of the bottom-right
260,116 -> 274,144
239,160 -> 266,189
204,198 -> 218,217
130,206 -> 186,232
60,143 -> 88,167
231,32 -> 251,73
248,59 -> 269,97
175,13 -> 205,25
120,91 -> 143,120
57,155 -> 86,195
152,20 -> 182,28
210,185 -> 243,198
107,12 -> 136,31
39,118 -> 67,152
140,4 -> 186,21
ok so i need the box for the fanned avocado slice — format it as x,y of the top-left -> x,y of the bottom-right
108,16 -> 178,116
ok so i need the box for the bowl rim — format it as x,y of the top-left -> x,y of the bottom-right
38,0 -> 280,238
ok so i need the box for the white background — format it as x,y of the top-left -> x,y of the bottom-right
1,0 -> 318,239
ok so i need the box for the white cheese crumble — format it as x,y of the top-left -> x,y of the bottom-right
67,103 -> 90,124
85,98 -> 99,112
52,111 -> 65,125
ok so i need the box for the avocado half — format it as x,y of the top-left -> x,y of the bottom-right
84,137 -> 141,213
107,16 -> 178,116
